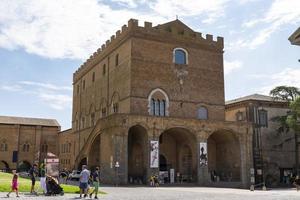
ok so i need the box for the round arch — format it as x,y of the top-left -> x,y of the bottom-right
18,160 -> 31,172
87,134 -> 101,170
207,129 -> 241,182
128,125 -> 148,184
78,157 -> 87,170
159,127 -> 197,183
0,160 -> 9,171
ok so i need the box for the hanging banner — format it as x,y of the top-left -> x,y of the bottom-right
150,141 -> 159,168
199,142 -> 208,166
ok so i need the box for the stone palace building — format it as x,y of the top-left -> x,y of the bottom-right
59,19 -> 253,188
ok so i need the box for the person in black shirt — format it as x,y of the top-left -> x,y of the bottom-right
29,164 -> 38,195
89,167 -> 100,199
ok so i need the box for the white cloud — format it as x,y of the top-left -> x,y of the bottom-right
39,93 -> 72,110
241,0 -> 300,49
224,60 -> 243,75
0,0 -> 230,59
0,84 -> 22,92
149,0 -> 229,24
253,68 -> 300,95
19,81 -> 72,91
0,0 -> 165,59
0,81 -> 72,110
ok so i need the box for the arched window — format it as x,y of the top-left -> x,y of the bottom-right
91,113 -> 95,126
197,106 -> 208,120
148,88 -> 169,117
0,141 -> 8,152
173,48 -> 188,65
23,143 -> 30,152
41,143 -> 48,153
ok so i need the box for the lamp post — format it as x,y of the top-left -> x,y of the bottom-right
115,161 -> 120,186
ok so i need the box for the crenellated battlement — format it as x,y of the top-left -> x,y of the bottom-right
73,18 -> 224,82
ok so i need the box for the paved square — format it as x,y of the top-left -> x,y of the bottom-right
1,187 -> 300,200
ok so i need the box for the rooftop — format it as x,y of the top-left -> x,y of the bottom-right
225,93 -> 287,105
0,116 -> 60,127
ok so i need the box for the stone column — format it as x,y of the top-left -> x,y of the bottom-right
113,130 -> 127,185
240,130 -> 252,188
197,134 -> 210,186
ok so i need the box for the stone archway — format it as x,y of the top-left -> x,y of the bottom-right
18,161 -> 31,172
0,160 -> 9,171
128,125 -> 148,184
159,127 -> 197,183
207,130 -> 241,182
88,134 -> 101,171
78,158 -> 87,170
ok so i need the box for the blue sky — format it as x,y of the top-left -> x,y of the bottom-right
0,0 -> 299,130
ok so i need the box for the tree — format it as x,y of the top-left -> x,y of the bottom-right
270,86 -> 300,175
270,86 -> 300,102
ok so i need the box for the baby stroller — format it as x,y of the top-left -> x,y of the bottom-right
46,176 -> 64,196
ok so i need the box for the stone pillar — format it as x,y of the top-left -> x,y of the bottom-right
113,131 -> 127,185
197,135 -> 210,186
240,130 -> 252,188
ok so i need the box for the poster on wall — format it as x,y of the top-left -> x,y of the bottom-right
199,142 -> 208,166
150,141 -> 159,168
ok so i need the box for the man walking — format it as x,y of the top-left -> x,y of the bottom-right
29,164 -> 38,195
89,166 -> 100,199
79,165 -> 90,198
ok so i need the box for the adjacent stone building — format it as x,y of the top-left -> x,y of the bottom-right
65,19 -> 253,188
225,94 -> 296,187
0,116 -> 60,171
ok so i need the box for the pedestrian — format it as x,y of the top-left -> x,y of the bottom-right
40,163 -> 47,194
79,165 -> 90,198
29,163 -> 38,195
89,167 -> 100,199
7,170 -> 19,198
150,175 -> 154,186
293,175 -> 300,191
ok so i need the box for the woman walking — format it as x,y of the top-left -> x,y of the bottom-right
7,170 -> 19,198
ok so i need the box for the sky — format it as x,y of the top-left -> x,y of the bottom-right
0,0 -> 299,130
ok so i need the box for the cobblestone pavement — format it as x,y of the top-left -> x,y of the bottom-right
1,187 -> 300,200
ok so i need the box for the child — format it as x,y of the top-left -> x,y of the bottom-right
7,170 -> 19,198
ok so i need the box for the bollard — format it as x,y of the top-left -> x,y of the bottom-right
250,185 -> 254,191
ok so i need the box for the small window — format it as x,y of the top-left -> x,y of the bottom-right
91,113 -> 95,126
81,117 -> 85,129
77,85 -> 80,94
113,103 -> 119,113
0,142 -> 8,152
103,64 -> 106,75
174,49 -> 187,64
82,80 -> 86,90
102,108 -> 107,117
92,72 -> 95,82
258,110 -> 268,127
236,111 -> 244,121
115,54 -> 119,66
197,107 -> 208,120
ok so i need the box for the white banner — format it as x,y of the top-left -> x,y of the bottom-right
199,142 -> 208,166
150,141 -> 159,168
